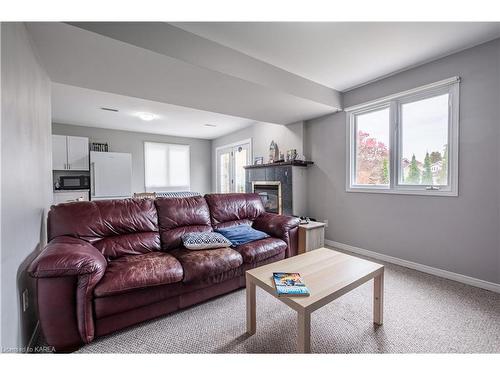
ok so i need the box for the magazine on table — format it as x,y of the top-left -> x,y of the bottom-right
272,272 -> 310,296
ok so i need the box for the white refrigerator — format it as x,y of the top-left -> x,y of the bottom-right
90,151 -> 132,200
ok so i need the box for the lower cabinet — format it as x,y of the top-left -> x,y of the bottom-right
53,191 -> 89,205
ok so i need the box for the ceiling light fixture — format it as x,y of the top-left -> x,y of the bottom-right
135,112 -> 158,121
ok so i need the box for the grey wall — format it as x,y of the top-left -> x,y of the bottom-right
52,123 -> 212,195
1,23 -> 52,351
211,121 -> 306,191
305,38 -> 500,284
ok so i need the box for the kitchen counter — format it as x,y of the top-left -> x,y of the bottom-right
54,189 -> 90,193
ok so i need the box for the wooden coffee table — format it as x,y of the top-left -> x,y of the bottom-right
245,247 -> 384,353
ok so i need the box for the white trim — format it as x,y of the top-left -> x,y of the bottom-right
344,76 -> 461,112
324,239 -> 500,294
214,138 -> 253,153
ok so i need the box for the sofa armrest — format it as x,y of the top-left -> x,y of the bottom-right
29,236 -> 107,278
253,213 -> 300,257
29,236 -> 107,350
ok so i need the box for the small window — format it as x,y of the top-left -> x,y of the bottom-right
144,142 -> 190,191
347,77 -> 459,196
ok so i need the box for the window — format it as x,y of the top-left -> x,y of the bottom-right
144,142 -> 190,191
347,77 -> 459,196
215,140 -> 252,193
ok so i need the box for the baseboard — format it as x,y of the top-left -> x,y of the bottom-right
27,321 -> 40,351
324,239 -> 500,294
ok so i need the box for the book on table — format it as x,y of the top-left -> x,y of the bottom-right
272,272 -> 310,297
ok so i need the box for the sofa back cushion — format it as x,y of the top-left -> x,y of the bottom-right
204,193 -> 265,230
155,196 -> 212,250
48,199 -> 160,260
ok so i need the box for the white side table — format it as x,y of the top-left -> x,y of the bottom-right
298,221 -> 326,254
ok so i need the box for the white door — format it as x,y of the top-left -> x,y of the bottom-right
216,141 -> 251,193
67,136 -> 89,170
91,151 -> 132,198
52,135 -> 67,170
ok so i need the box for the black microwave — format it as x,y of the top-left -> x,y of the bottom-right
58,175 -> 90,190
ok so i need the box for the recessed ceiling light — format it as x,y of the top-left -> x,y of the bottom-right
135,112 -> 158,121
100,107 -> 119,112
204,124 -> 217,127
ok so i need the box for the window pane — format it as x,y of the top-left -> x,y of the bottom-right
219,152 -> 231,193
355,108 -> 390,185
400,94 -> 449,185
145,142 -> 190,190
169,145 -> 190,187
145,142 -> 168,188
234,147 -> 248,193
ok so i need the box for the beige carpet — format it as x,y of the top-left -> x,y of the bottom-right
42,250 -> 500,353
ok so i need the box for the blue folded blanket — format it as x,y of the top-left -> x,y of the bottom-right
215,224 -> 269,246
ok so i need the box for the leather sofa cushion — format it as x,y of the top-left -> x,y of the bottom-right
170,247 -> 243,283
205,193 -> 265,229
94,252 -> 183,297
234,237 -> 287,264
155,196 -> 212,250
48,199 -> 160,260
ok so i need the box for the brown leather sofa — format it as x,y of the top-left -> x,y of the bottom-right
29,193 -> 300,352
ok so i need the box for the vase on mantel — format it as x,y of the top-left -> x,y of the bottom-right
269,140 -> 279,163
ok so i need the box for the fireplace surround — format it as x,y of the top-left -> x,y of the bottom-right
244,160 -> 313,216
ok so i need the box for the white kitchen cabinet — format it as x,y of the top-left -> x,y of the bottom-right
52,135 -> 89,171
67,136 -> 90,170
52,135 -> 68,170
53,191 -> 89,205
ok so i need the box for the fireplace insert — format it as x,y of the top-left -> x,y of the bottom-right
252,181 -> 282,214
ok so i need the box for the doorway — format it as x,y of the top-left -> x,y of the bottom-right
216,139 -> 252,193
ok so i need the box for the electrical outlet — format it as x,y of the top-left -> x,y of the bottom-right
22,289 -> 29,312
324,219 -> 329,228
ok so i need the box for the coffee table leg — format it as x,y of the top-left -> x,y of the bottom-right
297,311 -> 311,353
373,269 -> 384,325
246,276 -> 256,335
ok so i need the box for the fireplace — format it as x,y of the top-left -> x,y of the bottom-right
252,181 -> 282,215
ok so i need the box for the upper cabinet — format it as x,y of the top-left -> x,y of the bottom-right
52,135 -> 89,171
67,136 -> 90,170
52,135 -> 68,170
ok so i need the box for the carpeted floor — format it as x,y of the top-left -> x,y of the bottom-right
39,249 -> 500,353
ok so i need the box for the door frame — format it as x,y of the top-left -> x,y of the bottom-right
215,138 -> 252,193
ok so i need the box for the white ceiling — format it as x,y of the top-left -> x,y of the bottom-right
172,22 -> 500,91
51,83 -> 259,139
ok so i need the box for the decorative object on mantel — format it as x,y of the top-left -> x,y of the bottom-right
91,142 -> 109,152
268,140 -> 279,163
286,149 -> 298,161
254,156 -> 264,165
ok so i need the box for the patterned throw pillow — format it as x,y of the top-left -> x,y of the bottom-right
182,232 -> 233,250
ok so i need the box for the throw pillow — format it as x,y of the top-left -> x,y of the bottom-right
182,232 -> 233,250
215,225 -> 270,246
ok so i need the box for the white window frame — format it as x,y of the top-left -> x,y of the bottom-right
144,141 -> 190,192
346,77 -> 460,197
214,138 -> 252,193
